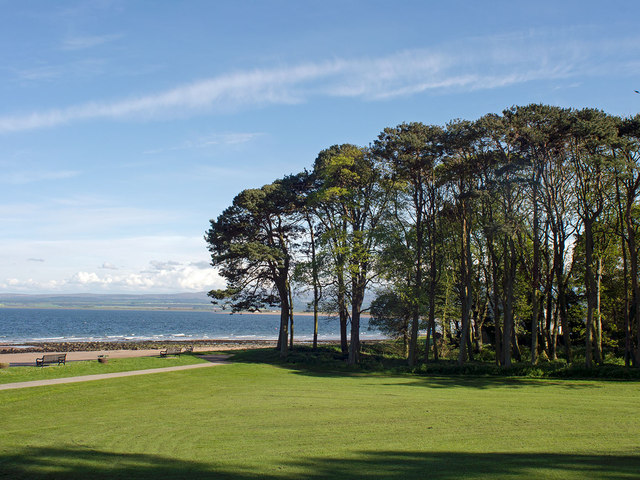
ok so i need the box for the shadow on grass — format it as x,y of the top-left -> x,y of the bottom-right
378,376 -> 600,390
229,348 -> 603,390
1,446 -> 639,479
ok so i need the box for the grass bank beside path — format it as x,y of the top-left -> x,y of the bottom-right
1,349 -> 639,479
0,354 -> 208,384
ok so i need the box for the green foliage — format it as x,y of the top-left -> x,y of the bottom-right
205,177 -> 304,313
205,104 -> 640,367
368,291 -> 412,340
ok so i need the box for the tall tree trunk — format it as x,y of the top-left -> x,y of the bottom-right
490,248 -> 502,366
408,193 -> 424,367
512,322 -> 522,362
348,272 -> 365,366
425,307 -> 431,362
502,238 -> 516,368
554,230 -> 572,362
306,212 -> 320,350
458,201 -> 473,366
552,300 -> 559,361
288,283 -> 294,350
545,278 -> 555,360
337,267 -> 349,354
403,322 -> 409,358
619,224 -> 632,367
313,301 -> 319,350
531,179 -> 540,365
426,216 -> 439,362
278,281 -> 290,358
441,273 -> 452,346
595,256 -> 603,364
614,177 -> 632,367
629,223 -> 640,368
584,218 -> 595,368
408,301 -> 421,366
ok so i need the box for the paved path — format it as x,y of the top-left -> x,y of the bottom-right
0,348 -> 219,366
0,355 -> 230,391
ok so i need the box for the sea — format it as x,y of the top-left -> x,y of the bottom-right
0,308 -> 383,344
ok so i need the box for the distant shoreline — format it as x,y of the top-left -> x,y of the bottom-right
0,305 -> 213,312
0,305 -> 365,317
0,305 -> 365,319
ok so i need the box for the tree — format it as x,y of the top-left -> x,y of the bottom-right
369,290 -> 412,353
205,178 -> 302,358
204,103 -> 640,369
509,105 -> 592,364
442,119 -> 485,366
569,109 -> 618,368
613,114 -> 640,366
312,144 -> 394,365
308,146 -> 351,354
373,122 -> 445,365
292,171 -> 324,350
478,112 -> 528,368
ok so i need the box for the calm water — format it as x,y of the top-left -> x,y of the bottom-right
0,308 -> 382,343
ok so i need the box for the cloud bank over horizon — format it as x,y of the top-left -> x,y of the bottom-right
1,258 -> 223,294
0,235 -> 224,295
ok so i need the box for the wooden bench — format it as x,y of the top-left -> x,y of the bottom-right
160,347 -> 182,357
36,353 -> 67,367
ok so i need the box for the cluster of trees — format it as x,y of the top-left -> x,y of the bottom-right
205,104 -> 640,368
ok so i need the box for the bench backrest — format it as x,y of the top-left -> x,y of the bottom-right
42,354 -> 65,361
39,354 -> 66,363
166,347 -> 182,354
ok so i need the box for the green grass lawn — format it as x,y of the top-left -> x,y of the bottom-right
0,354 -> 207,384
1,350 -> 639,479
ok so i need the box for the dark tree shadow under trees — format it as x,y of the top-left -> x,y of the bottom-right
1,447 -> 638,480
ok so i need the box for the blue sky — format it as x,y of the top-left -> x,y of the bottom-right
1,0 -> 639,294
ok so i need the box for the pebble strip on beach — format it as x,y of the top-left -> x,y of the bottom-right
0,339 -> 346,354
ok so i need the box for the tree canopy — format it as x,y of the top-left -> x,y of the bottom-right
206,105 -> 640,368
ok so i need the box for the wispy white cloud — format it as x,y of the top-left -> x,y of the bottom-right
144,132 -> 263,155
12,59 -> 108,84
0,62 -> 334,133
1,28 -> 639,133
13,65 -> 64,82
61,33 -> 123,50
188,132 -> 264,147
1,170 -> 80,184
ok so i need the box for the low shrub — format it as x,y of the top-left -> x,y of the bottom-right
231,343 -> 640,380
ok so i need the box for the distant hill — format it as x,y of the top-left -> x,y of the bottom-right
0,291 -> 371,313
0,292 -> 213,311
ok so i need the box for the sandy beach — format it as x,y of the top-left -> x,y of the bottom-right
0,339 -> 345,366
0,340 -> 280,366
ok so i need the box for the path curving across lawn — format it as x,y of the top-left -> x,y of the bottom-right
0,354 -> 229,391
